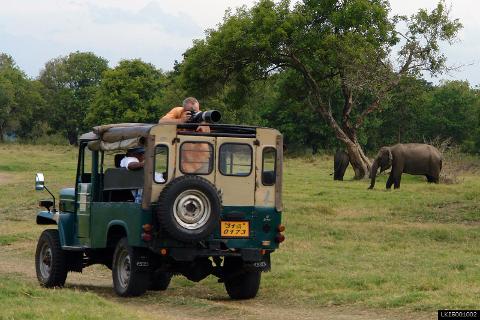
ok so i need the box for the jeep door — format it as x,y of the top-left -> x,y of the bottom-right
76,143 -> 94,241
215,138 -> 256,206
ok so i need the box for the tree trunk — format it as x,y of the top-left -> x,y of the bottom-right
313,101 -> 371,179
289,54 -> 372,178
343,136 -> 371,179
0,123 -> 5,142
67,131 -> 78,145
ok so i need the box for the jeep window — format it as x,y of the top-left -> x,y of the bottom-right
262,147 -> 276,185
101,151 -> 125,171
80,144 -> 92,183
154,145 -> 168,183
219,143 -> 252,176
180,142 -> 213,175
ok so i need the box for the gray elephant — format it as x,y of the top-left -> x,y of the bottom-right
368,143 -> 442,189
333,150 -> 350,181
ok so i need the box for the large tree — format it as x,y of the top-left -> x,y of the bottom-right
39,51 -> 109,144
179,0 -> 461,178
87,59 -> 167,125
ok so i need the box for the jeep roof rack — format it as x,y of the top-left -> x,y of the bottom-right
79,123 -> 263,151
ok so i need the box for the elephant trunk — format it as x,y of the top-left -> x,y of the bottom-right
368,160 -> 379,189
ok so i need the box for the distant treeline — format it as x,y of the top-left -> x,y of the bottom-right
1,0 -> 480,156
1,51 -> 478,153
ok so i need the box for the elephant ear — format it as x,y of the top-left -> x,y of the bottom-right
378,147 -> 393,172
386,147 -> 393,168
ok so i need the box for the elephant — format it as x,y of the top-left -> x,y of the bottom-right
368,143 -> 442,190
333,150 -> 350,181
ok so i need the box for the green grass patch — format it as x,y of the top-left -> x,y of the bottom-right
0,144 -> 479,314
0,275 -> 140,320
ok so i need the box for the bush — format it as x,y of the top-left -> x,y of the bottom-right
21,134 -> 70,146
427,137 -> 480,184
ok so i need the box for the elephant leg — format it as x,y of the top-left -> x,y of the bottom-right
393,173 -> 402,189
386,173 -> 394,189
333,169 -> 339,180
339,163 -> 348,180
427,174 -> 440,184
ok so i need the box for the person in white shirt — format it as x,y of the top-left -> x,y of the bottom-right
120,147 -> 145,203
119,147 -> 165,203
120,147 -> 145,171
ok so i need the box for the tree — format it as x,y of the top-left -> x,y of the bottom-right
39,51 -> 109,144
87,59 -> 167,125
179,0 -> 461,178
422,81 -> 480,148
263,71 -> 338,153
366,77 -> 432,150
0,54 -> 45,141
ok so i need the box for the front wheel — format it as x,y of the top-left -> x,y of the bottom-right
35,229 -> 68,288
223,258 -> 261,300
112,238 -> 149,297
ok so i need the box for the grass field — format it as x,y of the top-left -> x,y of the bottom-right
0,144 -> 479,319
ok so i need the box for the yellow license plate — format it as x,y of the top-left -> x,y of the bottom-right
220,221 -> 250,238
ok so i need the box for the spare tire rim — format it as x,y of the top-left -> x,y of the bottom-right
173,189 -> 211,230
39,242 -> 52,280
117,249 -> 131,289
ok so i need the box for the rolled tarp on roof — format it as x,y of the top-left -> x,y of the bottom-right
87,123 -> 154,151
101,126 -> 153,143
88,137 -> 143,151
92,123 -> 152,135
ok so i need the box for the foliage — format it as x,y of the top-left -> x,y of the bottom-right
39,51 -> 109,144
422,81 -> 480,150
0,54 -> 45,141
178,0 -> 462,177
87,59 -> 167,125
0,1 -> 476,157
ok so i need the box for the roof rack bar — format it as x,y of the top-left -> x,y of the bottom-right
177,131 -> 256,138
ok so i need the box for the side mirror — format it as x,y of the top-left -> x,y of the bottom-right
35,173 -> 45,191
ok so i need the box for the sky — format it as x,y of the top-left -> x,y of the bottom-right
0,0 -> 478,85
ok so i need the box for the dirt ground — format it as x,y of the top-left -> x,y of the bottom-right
0,241 -> 434,320
0,173 -> 13,185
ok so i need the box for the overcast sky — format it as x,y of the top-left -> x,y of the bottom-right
1,0 -> 478,85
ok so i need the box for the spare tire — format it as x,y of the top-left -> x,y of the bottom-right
156,175 -> 221,242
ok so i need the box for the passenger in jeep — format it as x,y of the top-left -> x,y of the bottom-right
120,147 -> 145,170
120,147 -> 145,203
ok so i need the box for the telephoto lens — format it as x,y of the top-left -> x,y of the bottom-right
190,110 -> 222,123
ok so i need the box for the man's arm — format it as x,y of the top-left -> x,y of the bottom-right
120,157 -> 144,170
127,161 -> 144,170
159,107 -> 190,123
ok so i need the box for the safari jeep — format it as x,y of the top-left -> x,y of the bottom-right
34,123 -> 284,298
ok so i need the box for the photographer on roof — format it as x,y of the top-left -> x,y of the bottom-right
159,97 -> 210,133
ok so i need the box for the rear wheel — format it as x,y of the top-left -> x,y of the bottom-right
35,229 -> 68,288
150,270 -> 172,291
112,238 -> 149,297
223,258 -> 261,300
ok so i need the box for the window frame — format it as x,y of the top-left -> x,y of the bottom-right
179,141 -> 214,175
218,142 -> 253,177
153,144 -> 169,184
262,147 -> 277,186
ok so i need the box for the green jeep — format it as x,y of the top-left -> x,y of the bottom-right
34,123 -> 284,298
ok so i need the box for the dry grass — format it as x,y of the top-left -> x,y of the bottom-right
426,137 -> 480,184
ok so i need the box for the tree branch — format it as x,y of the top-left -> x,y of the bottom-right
354,99 -> 380,129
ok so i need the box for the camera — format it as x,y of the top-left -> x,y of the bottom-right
187,110 -> 222,123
